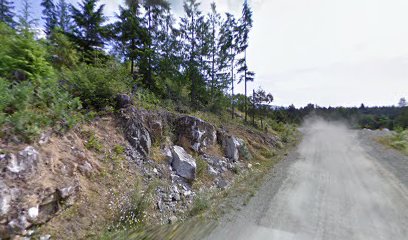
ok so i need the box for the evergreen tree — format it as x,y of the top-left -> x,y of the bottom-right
18,0 -> 37,32
112,2 -> 146,77
141,0 -> 170,90
0,0 -> 15,28
219,13 -> 238,118
71,0 -> 107,62
180,0 -> 206,106
157,10 -> 183,90
56,0 -> 72,33
207,2 -> 221,101
236,0 -> 254,122
41,0 -> 57,36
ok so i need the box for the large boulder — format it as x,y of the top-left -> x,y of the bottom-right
126,109 -> 177,142
218,131 -> 247,161
176,116 -> 217,152
116,94 -> 132,109
4,146 -> 40,179
120,107 -> 152,157
223,136 -> 242,161
171,146 -> 196,181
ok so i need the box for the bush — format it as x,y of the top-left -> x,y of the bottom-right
0,24 -> 82,142
62,62 -> 132,110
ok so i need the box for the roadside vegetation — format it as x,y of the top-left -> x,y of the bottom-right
0,0 -> 280,145
377,129 -> 408,155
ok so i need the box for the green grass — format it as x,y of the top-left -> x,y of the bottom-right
378,130 -> 408,155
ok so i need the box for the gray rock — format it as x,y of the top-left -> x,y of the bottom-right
116,94 -> 132,109
6,147 -> 39,177
40,234 -> 51,240
0,181 -> 11,218
163,147 -> 173,163
28,206 -> 39,221
176,116 -> 217,152
58,185 -> 78,200
149,121 -> 163,140
79,162 -> 93,176
8,215 -> 31,234
121,108 -> 152,157
38,131 -> 51,145
223,136 -> 242,161
168,216 -> 178,224
172,193 -> 181,202
171,146 -> 196,181
208,166 -> 218,176
216,178 -> 229,189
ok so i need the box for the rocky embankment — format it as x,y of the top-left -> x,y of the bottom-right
0,95 -> 283,239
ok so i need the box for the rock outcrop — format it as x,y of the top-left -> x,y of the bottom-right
3,146 -> 40,179
176,116 -> 217,152
120,107 -> 152,157
170,146 -> 197,181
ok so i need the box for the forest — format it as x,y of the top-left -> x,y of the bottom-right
0,0 -> 276,142
273,102 -> 408,130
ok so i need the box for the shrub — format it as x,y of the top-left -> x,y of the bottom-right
190,194 -> 209,217
0,24 -> 82,142
62,62 -> 132,110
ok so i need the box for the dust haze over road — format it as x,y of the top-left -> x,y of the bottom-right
208,118 -> 408,240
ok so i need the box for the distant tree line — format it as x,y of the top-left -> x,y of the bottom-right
272,101 -> 408,130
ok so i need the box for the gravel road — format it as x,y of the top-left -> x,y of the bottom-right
207,119 -> 408,240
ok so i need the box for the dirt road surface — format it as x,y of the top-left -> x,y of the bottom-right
207,119 -> 408,240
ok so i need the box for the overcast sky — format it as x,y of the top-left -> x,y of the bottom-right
24,0 -> 408,107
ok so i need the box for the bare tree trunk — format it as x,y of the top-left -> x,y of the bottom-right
244,50 -> 248,123
231,55 -> 235,119
252,89 -> 256,125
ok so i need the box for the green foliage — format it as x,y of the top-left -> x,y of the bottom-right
71,0 -> 108,63
84,131 -> 103,152
48,29 -> 79,69
0,24 -> 81,142
190,194 -> 209,217
238,141 -> 252,161
0,23 -> 52,80
396,107 -> 408,129
62,62 -> 132,109
0,0 -> 16,28
113,144 -> 125,155
379,130 -> 408,155
196,157 -> 208,179
134,88 -> 160,110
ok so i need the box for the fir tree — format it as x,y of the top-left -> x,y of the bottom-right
180,0 -> 206,106
56,0 -> 72,33
236,0 -> 254,122
71,0 -> 107,62
0,0 -> 15,28
219,13 -> 238,118
41,0 -> 57,36
18,0 -> 38,32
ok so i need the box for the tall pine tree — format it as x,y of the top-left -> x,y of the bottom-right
219,13 -> 238,118
56,0 -> 72,33
71,0 -> 107,63
41,0 -> 57,36
236,0 -> 254,122
207,2 -> 221,102
180,0 -> 206,107
112,1 -> 146,77
18,0 -> 37,32
0,0 -> 15,28
141,0 -> 170,90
